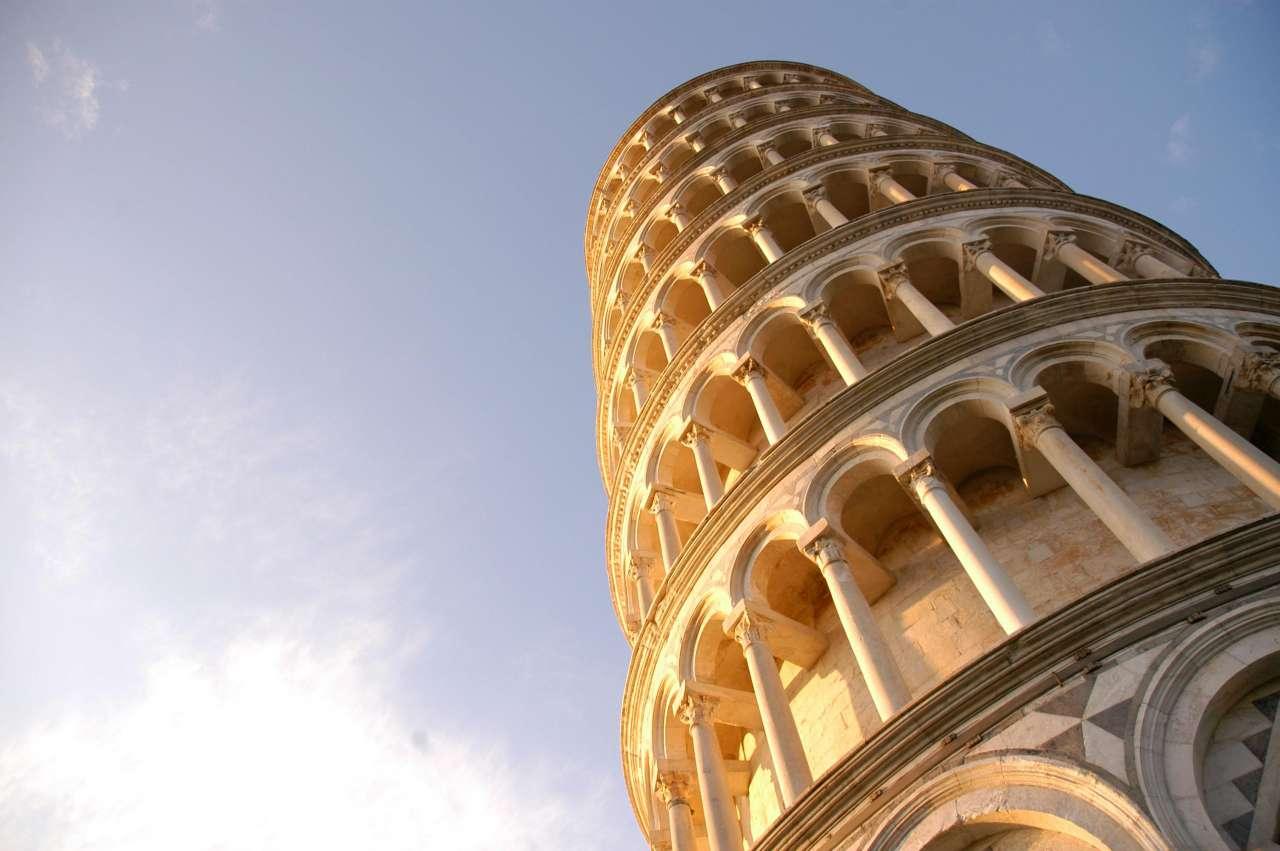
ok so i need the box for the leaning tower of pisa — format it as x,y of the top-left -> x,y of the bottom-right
585,60 -> 1280,850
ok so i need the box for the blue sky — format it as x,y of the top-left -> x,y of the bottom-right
1,1 -> 1276,848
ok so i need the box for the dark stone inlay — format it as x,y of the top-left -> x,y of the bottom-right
1039,722 -> 1085,761
1234,766 -> 1264,806
1086,697 -> 1133,740
1222,811 -> 1254,849
1036,678 -> 1094,720
1243,727 -> 1273,763
1253,691 -> 1279,723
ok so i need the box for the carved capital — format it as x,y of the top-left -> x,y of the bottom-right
690,259 -> 717,281
1011,400 -> 1060,449
623,199 -> 637,216
741,216 -> 766,237
683,131 -> 705,149
865,122 -> 890,136
731,356 -> 764,385
756,141 -> 779,158
896,455 -> 941,497
665,203 -> 686,222
677,693 -> 718,727
801,534 -> 845,568
728,110 -> 748,126
799,301 -> 834,329
650,162 -> 670,180
782,72 -> 803,84
650,312 -> 673,331
732,611 -> 768,649
1127,363 -> 1177,409
655,770 -> 693,807
641,129 -> 658,148
998,171 -> 1025,188
647,488 -> 675,515
818,94 -> 838,104
933,161 -> 958,180
961,237 -> 993,272
801,183 -> 829,207
1115,239 -> 1155,273
867,165 -> 895,186
877,261 -> 911,299
1236,351 -> 1280,393
678,421 -> 709,448
1043,230 -> 1077,261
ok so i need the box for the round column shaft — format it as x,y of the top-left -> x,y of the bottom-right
802,304 -> 868,384
964,239 -> 1043,302
734,360 -> 786,444
734,616 -> 813,804
1046,232 -> 1124,284
680,697 -> 743,851
682,424 -> 724,508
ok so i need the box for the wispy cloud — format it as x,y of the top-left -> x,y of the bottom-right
1165,113 -> 1193,165
1038,21 -> 1068,56
0,623 -> 622,850
1190,37 -> 1220,80
22,40 -> 116,139
193,0 -> 221,31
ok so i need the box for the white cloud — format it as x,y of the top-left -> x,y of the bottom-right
1038,21 -> 1068,56
193,0 -> 220,31
1165,113 -> 1193,165
23,41 -> 112,139
1191,38 -> 1220,79
0,624 -> 619,850
25,42 -> 49,83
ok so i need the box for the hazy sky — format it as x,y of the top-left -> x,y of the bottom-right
1,1 -> 1277,848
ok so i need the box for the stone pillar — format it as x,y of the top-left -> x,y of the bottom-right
1117,239 -> 1181,279
743,216 -> 784,263
897,455 -> 1036,634
685,132 -> 707,153
679,695 -> 743,851
669,106 -> 687,125
1044,231 -> 1124,284
732,613 -> 813,804
1238,351 -> 1280,400
800,534 -> 910,719
733,357 -> 786,445
628,370 -> 650,410
869,167 -> 915,204
935,163 -> 978,191
648,489 -> 682,570
691,260 -> 728,310
814,126 -> 839,147
704,87 -> 724,103
628,555 -> 655,617
802,184 -> 849,228
635,244 -> 655,276
962,238 -> 1044,302
1012,398 -> 1174,562
667,204 -> 691,230
655,771 -> 696,851
651,162 -> 670,184
728,111 -> 748,128
652,314 -> 679,360
681,422 -> 724,509
757,141 -> 784,167
746,77 -> 763,90
878,262 -> 955,337
711,167 -> 738,194
866,123 -> 889,138
800,302 -> 868,384
1130,364 -> 1280,510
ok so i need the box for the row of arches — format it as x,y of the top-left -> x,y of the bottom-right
628,317 -> 1280,848
608,214 -> 1204,483
596,101 -> 943,262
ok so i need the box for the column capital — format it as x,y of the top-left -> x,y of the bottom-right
877,261 -> 911,299
654,770 -> 694,806
626,554 -> 654,583
1236,351 -> 1280,393
741,215 -> 766,237
1125,361 -> 1177,409
865,122 -> 890,137
782,72 -> 804,84
665,203 -> 686,221
801,183 -> 829,207
800,533 -> 845,568
623,199 -> 637,216
818,94 -> 838,104
961,237 -> 993,271
650,311 -> 672,330
683,131 -> 705,149
677,692 -> 719,727
647,487 -> 676,515
867,164 -> 895,184
933,161 -> 959,180
690,259 -> 718,281
756,141 -> 779,158
727,109 -> 748,126
731,356 -> 764,385
799,301 -> 835,328
702,86 -> 722,101
1115,239 -> 1156,274
895,454 -> 944,498
641,129 -> 659,149
773,99 -> 795,113
1043,229 -> 1077,261
731,610 -> 769,649
650,162 -> 670,181
678,421 -> 710,448
1011,398 -> 1061,449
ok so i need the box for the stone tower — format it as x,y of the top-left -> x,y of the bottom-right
584,60 -> 1280,850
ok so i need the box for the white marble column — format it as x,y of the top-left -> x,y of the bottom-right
878,262 -> 954,337
667,203 -> 691,230
802,184 -> 848,228
732,613 -> 812,804
733,357 -> 786,445
757,141 -> 784,167
635,244 -> 655,276
935,163 -> 978,191
679,695 -> 743,851
1117,239 -> 1181,279
652,314 -> 679,360
869,167 -> 915,204
743,216 -> 784,263
691,259 -> 728,310
628,370 -> 650,410
898,455 -> 1036,634
655,771 -> 696,851
963,238 -> 1043,302
814,126 -> 839,147
1238,351 -> 1280,400
865,122 -> 889,138
681,422 -> 724,509
704,87 -> 724,103
1044,231 -> 1124,284
1012,399 -> 1174,562
801,534 -> 910,719
800,302 -> 867,384
648,488 -> 682,570
685,132 -> 707,153
628,555 -> 656,617
711,167 -> 738,194
1130,364 -> 1280,510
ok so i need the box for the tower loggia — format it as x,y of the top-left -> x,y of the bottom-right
586,61 -> 1280,850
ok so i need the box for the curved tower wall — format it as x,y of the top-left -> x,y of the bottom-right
586,61 -> 1280,850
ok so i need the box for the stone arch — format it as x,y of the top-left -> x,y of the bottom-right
726,510 -> 811,607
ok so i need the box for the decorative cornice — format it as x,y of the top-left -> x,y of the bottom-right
599,280 -> 1274,634
593,189 -> 1221,482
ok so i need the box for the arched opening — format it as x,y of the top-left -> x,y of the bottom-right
704,229 -> 767,288
771,128 -> 812,160
677,174 -> 723,219
902,250 -> 963,322
661,277 -> 712,330
694,373 -> 767,470
647,218 -> 680,255
821,269 -> 905,371
633,327 -> 669,373
751,313 -> 837,419
757,193 -> 817,253
822,169 -> 871,222
721,147 -> 765,187
699,117 -> 733,147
